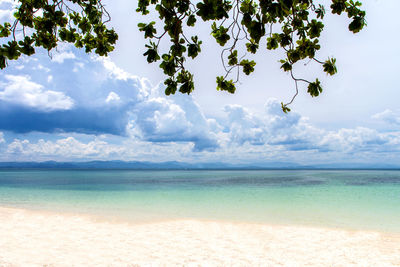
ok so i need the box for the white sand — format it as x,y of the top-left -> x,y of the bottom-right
0,207 -> 400,266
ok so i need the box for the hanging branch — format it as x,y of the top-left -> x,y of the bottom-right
137,0 -> 366,111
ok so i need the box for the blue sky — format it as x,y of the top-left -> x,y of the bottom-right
0,0 -> 400,165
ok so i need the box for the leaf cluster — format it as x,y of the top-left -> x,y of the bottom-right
136,0 -> 365,112
0,0 -> 118,69
1,0 -> 366,114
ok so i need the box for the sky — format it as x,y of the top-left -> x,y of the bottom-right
0,0 -> 400,166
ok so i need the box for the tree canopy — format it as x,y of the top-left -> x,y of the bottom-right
0,0 -> 365,112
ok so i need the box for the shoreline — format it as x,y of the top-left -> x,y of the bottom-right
1,206 -> 400,266
2,202 -> 400,235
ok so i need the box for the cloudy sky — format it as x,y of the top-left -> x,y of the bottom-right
0,0 -> 399,166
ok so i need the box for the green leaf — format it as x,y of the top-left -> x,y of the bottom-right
307,79 -> 323,97
143,45 -> 160,63
18,36 -> 35,56
0,23 -> 11,38
330,0 -> 346,15
246,41 -> 258,54
177,70 -> 194,94
267,34 -> 279,50
280,60 -> 292,72
216,76 -> 236,93
0,55 -> 7,69
164,78 -> 177,95
187,15 -> 196,26
188,43 -> 201,59
240,59 -> 256,75
281,102 -> 291,113
308,19 -> 324,39
228,50 -> 238,66
138,21 -> 156,38
211,23 -> 230,46
315,4 -> 325,19
287,49 -> 300,63
348,16 -> 365,33
159,54 -> 176,76
323,57 -> 337,75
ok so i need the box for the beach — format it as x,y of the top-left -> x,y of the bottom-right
1,206 -> 400,266
1,169 -> 400,266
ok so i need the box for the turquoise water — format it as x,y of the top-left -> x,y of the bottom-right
0,169 -> 400,232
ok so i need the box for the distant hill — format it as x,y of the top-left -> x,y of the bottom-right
0,160 -> 302,169
0,160 -> 398,170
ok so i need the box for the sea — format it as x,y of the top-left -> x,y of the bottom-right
0,169 -> 400,232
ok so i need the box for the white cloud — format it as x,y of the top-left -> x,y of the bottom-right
52,51 -> 76,63
0,10 -> 11,20
215,98 -> 400,157
0,0 -> 18,21
0,49 -> 219,151
106,91 -> 121,103
223,104 -> 265,145
4,135 -> 194,162
220,99 -> 319,149
263,99 -> 301,130
319,127 -> 400,153
6,139 -> 29,154
372,109 -> 400,125
0,75 -> 74,111
2,107 -> 400,164
73,62 -> 85,72
128,93 -> 219,151
98,56 -> 140,81
0,132 -> 4,144
87,57 -> 219,151
36,64 -> 50,72
1,45 -> 400,164
6,137 -> 121,158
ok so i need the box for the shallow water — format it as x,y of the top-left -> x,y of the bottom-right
0,169 -> 400,232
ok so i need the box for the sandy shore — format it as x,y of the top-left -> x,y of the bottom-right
0,207 -> 400,266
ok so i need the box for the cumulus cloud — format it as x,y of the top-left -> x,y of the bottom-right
223,104 -> 265,145
320,127 -> 383,152
220,98 -> 320,151
215,98 -> 400,157
128,92 -> 219,151
319,127 -> 400,154
0,132 -> 4,144
372,109 -> 400,125
3,135 -> 195,162
2,98 -> 400,164
73,62 -> 85,72
0,75 -> 74,111
99,57 -> 134,81
106,92 -> 121,103
2,46 -> 400,162
52,51 -> 76,63
0,0 -> 17,21
35,64 -> 50,72
263,99 -> 301,130
0,49 -> 144,135
6,137 -> 122,159
0,49 -> 219,151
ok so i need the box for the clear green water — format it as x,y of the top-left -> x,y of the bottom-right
0,169 -> 400,232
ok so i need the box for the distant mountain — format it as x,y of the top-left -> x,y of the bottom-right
0,160 -> 301,169
311,162 -> 400,170
0,160 -> 398,170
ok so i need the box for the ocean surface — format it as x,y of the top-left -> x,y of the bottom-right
0,169 -> 400,232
